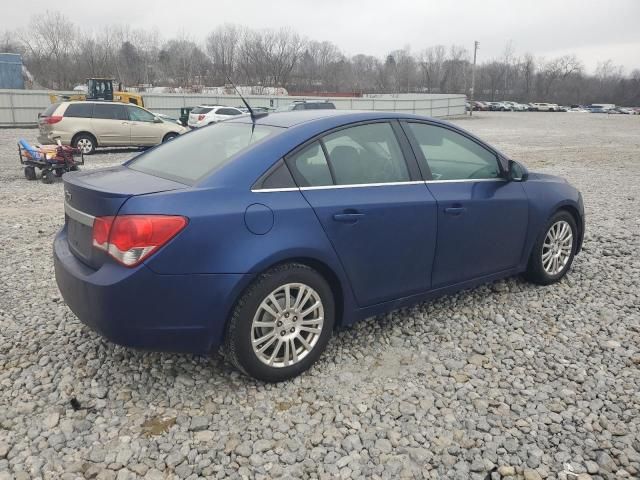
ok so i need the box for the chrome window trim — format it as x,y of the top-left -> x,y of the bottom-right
425,178 -> 507,184
251,178 -> 507,192
64,202 -> 95,227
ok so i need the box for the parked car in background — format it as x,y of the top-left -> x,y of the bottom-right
487,102 -> 507,111
588,106 -> 610,113
524,103 -> 538,111
532,102 -> 559,112
54,109 -> 584,381
37,101 -> 187,154
187,105 -> 245,128
568,107 -> 589,112
279,100 -> 336,111
612,107 -> 635,114
472,101 -> 489,111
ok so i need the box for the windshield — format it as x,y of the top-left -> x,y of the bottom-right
128,123 -> 280,184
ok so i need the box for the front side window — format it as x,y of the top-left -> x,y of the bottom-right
406,123 -> 501,180
93,103 -> 127,120
128,123 -> 280,184
322,122 -> 410,185
288,142 -> 333,187
127,105 -> 156,122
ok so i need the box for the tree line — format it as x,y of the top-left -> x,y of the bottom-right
1,12 -> 639,106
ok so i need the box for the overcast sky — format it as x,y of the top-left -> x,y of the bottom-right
4,0 -> 640,73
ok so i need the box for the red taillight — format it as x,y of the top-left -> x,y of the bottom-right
44,116 -> 63,124
198,114 -> 205,121
92,215 -> 188,267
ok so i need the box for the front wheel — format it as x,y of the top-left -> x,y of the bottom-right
162,132 -> 179,143
224,263 -> 334,382
525,211 -> 578,285
24,166 -> 37,180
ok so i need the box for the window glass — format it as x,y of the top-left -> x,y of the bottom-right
127,105 -> 156,122
407,123 -> 501,180
323,122 -> 410,185
191,107 -> 213,114
64,103 -> 94,118
259,161 -> 296,189
42,103 -> 60,117
218,108 -> 242,115
93,103 -> 127,120
288,142 -> 333,187
128,123 -> 279,184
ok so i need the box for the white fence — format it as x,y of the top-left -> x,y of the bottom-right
0,89 -> 466,127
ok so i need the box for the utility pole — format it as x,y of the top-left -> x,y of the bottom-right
470,40 -> 479,117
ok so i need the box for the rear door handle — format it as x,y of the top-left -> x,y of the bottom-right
333,213 -> 365,223
444,206 -> 467,215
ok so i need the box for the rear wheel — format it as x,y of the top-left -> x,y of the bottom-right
525,211 -> 577,285
225,263 -> 334,382
73,134 -> 96,155
24,166 -> 36,180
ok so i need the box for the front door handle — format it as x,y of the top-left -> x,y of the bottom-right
333,212 -> 365,223
444,206 -> 467,215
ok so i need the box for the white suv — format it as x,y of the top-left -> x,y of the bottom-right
187,105 -> 244,128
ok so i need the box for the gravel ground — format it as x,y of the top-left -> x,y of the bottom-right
0,112 -> 639,480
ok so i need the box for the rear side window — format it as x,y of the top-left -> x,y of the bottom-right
64,103 -> 94,118
288,142 -> 333,187
323,123 -> 410,185
217,108 -> 242,116
42,103 -> 60,117
191,107 -> 213,114
406,122 -> 500,180
128,123 -> 280,184
93,103 -> 127,120
316,103 -> 336,110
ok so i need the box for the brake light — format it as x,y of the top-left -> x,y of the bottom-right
44,116 -> 63,124
92,215 -> 188,267
198,114 -> 205,121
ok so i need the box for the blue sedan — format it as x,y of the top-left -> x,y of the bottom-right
54,110 -> 585,381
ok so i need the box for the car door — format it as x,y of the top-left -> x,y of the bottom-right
91,103 -> 130,146
402,121 -> 529,288
127,105 -> 162,146
286,121 -> 438,307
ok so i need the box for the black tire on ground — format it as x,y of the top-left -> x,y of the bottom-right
70,165 -> 79,171
162,132 -> 179,143
72,133 -> 96,155
524,210 -> 578,285
24,166 -> 37,180
54,169 -> 64,177
224,263 -> 335,382
41,170 -> 55,184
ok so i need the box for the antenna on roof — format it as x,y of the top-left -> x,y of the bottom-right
225,74 -> 267,122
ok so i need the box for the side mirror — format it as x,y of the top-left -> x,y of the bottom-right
507,159 -> 528,182
153,117 -> 163,123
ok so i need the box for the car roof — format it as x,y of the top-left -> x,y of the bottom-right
226,109 -> 451,129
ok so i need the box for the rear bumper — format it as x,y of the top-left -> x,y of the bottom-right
38,131 -> 72,145
54,226 -> 253,354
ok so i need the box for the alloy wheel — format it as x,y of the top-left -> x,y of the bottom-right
542,220 -> 573,275
251,283 -> 324,368
76,138 -> 93,154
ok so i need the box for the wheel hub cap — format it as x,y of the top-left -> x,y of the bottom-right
251,283 -> 324,368
542,220 -> 573,275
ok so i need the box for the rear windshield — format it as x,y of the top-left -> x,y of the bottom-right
191,107 -> 213,114
128,123 -> 280,184
42,103 -> 60,117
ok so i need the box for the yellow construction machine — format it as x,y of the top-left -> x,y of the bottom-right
49,78 -> 144,106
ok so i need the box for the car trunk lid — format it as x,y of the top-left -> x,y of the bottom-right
63,166 -> 186,269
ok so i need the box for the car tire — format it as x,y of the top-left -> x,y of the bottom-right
224,263 -> 335,382
24,166 -> 37,180
73,134 -> 96,155
162,133 -> 179,143
525,210 -> 578,285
